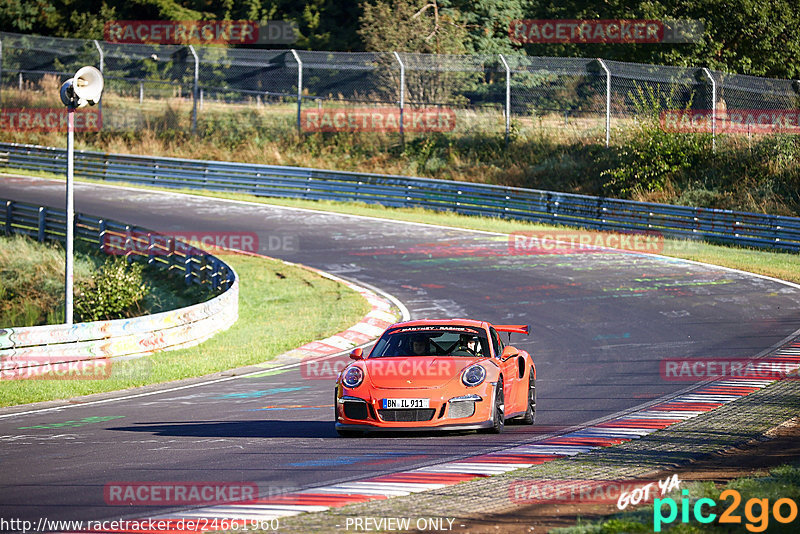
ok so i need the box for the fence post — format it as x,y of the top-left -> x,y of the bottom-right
701,68 -> 716,151
290,49 -> 303,134
188,45 -> 199,135
499,54 -> 511,145
596,58 -> 611,147
393,52 -> 405,146
93,40 -> 104,122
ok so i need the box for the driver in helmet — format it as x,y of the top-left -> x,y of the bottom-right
409,334 -> 427,356
457,333 -> 482,355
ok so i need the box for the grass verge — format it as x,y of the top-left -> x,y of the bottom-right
0,252 -> 371,407
6,169 -> 799,285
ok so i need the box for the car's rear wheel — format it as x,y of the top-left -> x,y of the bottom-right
485,379 -> 504,434
520,371 -> 536,425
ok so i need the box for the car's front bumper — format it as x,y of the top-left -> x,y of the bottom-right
335,383 -> 496,431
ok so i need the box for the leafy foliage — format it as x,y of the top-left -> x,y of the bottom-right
74,256 -> 148,322
600,125 -> 709,197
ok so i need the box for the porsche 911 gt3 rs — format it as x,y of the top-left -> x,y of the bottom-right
335,319 -> 535,436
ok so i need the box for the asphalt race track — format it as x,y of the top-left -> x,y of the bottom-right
2,175 -> 800,525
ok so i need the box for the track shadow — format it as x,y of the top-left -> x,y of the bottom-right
108,420 -> 336,438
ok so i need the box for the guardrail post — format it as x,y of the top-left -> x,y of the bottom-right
147,233 -> 155,265
98,220 -> 106,252
290,49 -> 303,134
393,52 -> 405,146
93,40 -> 104,122
188,45 -> 199,135
5,200 -> 12,235
701,67 -> 717,152
38,207 -> 46,242
211,257 -> 220,290
596,58 -> 611,147
124,225 -> 133,264
499,54 -> 511,146
185,255 -> 193,286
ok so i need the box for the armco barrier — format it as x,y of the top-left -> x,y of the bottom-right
1,198 -> 238,377
1,142 -> 799,252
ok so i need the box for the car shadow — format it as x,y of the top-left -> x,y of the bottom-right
108,420 -> 336,438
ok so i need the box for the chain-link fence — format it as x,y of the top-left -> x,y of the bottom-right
2,30 -> 800,146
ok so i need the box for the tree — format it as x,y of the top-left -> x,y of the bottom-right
359,0 -> 473,104
359,0 -> 468,55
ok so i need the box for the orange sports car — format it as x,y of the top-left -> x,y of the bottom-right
335,319 -> 535,436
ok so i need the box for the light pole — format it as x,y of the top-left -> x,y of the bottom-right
59,66 -> 104,325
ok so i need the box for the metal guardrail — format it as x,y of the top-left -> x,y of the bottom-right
2,141 -> 799,252
1,197 -> 239,376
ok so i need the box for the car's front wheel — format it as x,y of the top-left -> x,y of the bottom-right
485,379 -> 505,434
520,371 -> 536,425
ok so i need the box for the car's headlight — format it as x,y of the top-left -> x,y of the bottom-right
342,366 -> 364,388
461,364 -> 486,387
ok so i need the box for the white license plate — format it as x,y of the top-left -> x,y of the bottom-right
382,398 -> 430,409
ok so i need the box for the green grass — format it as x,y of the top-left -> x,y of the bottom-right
0,234 -> 94,327
0,252 -> 371,406
552,462 -> 800,533
7,168 -> 798,285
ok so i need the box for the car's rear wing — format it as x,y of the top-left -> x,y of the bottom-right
494,324 -> 530,335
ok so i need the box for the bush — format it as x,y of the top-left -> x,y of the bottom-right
74,257 -> 148,322
599,124 -> 710,197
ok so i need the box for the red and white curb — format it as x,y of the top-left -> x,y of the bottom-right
81,342 -> 800,532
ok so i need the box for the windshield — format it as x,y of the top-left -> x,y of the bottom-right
370,326 -> 490,358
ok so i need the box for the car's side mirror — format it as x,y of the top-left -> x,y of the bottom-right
501,346 -> 520,361
349,347 -> 364,360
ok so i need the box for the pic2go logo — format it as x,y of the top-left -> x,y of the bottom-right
654,489 -> 799,532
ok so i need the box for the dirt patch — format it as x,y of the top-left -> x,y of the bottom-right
455,416 -> 800,533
